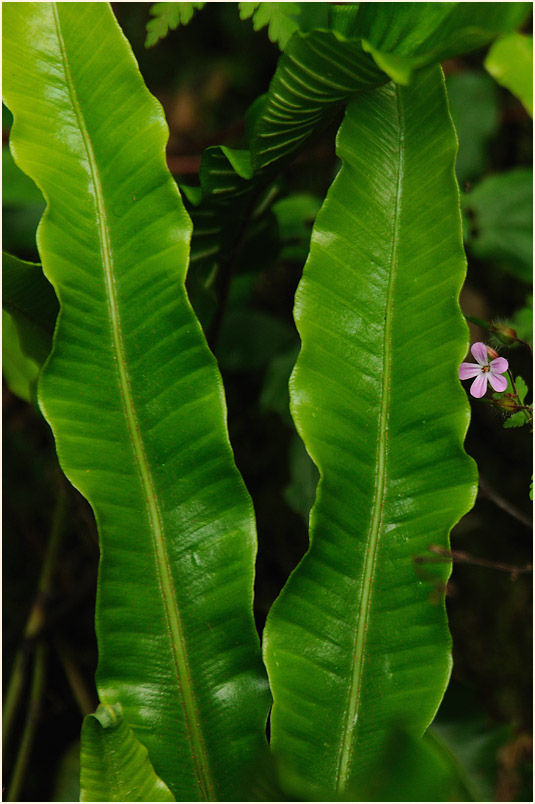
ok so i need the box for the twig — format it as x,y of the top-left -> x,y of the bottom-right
478,476 -> 532,530
2,650 -> 26,755
54,634 -> 97,717
6,642 -> 47,802
414,545 -> 532,581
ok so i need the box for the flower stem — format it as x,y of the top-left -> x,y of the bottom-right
516,337 -> 533,355
507,369 -> 518,396
505,370 -> 532,425
463,314 -> 532,354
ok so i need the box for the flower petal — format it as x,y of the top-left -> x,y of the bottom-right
470,372 -> 489,398
459,362 -> 482,380
488,372 -> 508,393
489,356 -> 509,374
470,342 -> 489,365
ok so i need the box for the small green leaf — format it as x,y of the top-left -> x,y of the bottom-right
503,411 -> 527,429
145,2 -> 205,47
238,2 -> 260,22
485,33 -> 533,116
515,376 -> 528,405
80,704 -> 175,802
238,2 -> 301,49
492,373 -> 513,400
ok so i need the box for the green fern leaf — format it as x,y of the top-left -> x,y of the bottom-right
239,2 -> 301,49
503,411 -> 528,428
146,2 -> 206,47
515,376 -> 528,405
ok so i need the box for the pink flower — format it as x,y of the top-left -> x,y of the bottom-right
459,342 -> 509,398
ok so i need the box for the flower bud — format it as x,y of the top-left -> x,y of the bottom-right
489,322 -> 518,345
486,345 -> 499,360
493,394 -> 518,412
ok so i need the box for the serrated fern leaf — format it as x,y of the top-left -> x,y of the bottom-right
503,411 -> 528,429
239,2 -> 301,49
515,376 -> 528,405
146,2 -> 206,47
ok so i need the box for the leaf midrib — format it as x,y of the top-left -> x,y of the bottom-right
51,5 -> 214,799
335,85 -> 404,791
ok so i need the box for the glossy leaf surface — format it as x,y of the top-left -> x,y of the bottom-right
263,66 -> 477,793
354,2 -> 532,84
3,3 -> 269,800
186,2 -> 530,324
249,30 -> 387,172
80,704 -> 175,802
